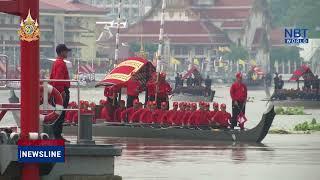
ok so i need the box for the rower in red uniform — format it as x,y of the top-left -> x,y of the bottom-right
65,102 -> 77,124
230,72 -> 247,129
121,99 -> 140,123
125,76 -> 142,108
175,102 -> 186,126
130,101 -> 152,123
154,102 -> 169,125
198,103 -> 210,127
114,100 -> 126,122
100,101 -> 111,122
188,102 -> 204,126
167,102 -> 179,126
139,101 -> 157,124
191,103 -> 197,112
213,103 -> 231,128
182,103 -> 192,126
208,102 -> 219,123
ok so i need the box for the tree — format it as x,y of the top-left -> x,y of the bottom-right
224,45 -> 249,62
270,46 -> 301,63
269,0 -> 320,38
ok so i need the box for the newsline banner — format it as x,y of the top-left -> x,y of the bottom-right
17,139 -> 65,163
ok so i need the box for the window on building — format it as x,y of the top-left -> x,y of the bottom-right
0,19 -> 5,24
0,35 -> 3,40
195,47 -> 204,55
174,47 -> 181,55
9,16 -> 14,24
9,36 -> 14,41
182,46 -> 188,55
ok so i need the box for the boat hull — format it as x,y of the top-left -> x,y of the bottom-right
62,104 -> 275,143
271,100 -> 320,109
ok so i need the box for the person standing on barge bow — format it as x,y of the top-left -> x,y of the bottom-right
230,72 -> 247,129
49,44 -> 71,141
125,76 -> 142,108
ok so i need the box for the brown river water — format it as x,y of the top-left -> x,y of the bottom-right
0,85 -> 320,179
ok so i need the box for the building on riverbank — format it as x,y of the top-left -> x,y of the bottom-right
0,0 -> 107,70
97,0 -> 285,75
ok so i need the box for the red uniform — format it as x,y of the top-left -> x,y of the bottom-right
100,106 -> 111,122
208,110 -> 218,122
126,79 -> 142,97
157,81 -> 172,98
139,109 -> 155,124
214,111 -> 231,128
121,107 -> 137,122
104,86 -> 119,97
146,80 -> 156,97
130,108 -> 144,123
198,111 -> 210,126
49,57 -> 70,93
188,110 -> 210,126
182,111 -> 191,125
175,110 -> 185,125
154,109 -> 168,124
188,110 -> 201,126
65,111 -> 75,123
166,110 -> 177,125
230,82 -> 247,102
114,107 -> 125,122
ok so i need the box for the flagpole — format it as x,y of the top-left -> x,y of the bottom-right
155,0 -> 166,103
114,0 -> 122,65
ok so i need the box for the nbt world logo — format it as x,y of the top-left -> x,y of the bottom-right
284,28 -> 309,44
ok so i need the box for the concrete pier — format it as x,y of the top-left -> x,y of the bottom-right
0,143 -> 122,180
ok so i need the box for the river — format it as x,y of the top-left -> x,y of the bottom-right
0,86 -> 320,179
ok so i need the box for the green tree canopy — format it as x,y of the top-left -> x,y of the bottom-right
270,46 -> 301,62
224,45 -> 249,61
269,0 -> 320,38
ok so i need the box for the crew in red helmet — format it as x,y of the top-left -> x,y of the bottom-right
154,101 -> 168,124
167,102 -> 179,125
213,103 -> 231,128
230,72 -> 247,129
182,103 -> 192,126
175,102 -> 186,125
139,101 -> 156,124
100,101 -> 111,122
208,102 -> 219,123
122,99 -> 140,123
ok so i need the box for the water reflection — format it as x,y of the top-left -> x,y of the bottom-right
100,137 -> 274,164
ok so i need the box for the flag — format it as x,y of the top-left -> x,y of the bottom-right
170,57 -> 181,65
238,59 -> 246,66
250,60 -> 257,66
224,46 -> 231,52
194,58 -> 200,65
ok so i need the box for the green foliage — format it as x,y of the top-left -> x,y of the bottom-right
275,106 -> 306,115
269,0 -> 320,38
294,119 -> 320,131
224,44 -> 249,62
270,47 -> 302,62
